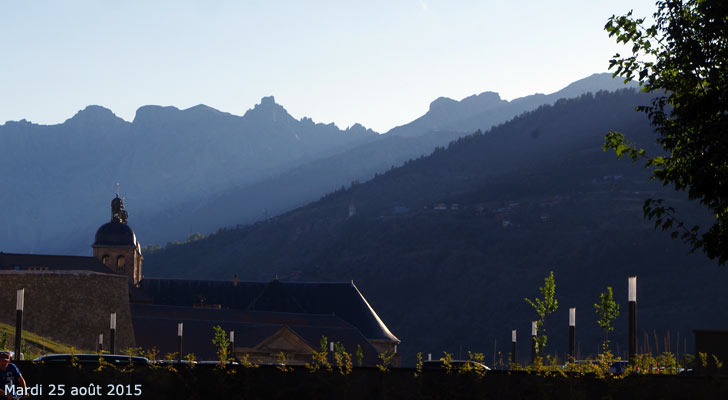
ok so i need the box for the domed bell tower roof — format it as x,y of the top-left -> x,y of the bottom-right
93,195 -> 137,247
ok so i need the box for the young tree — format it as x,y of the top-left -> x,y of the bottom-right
594,286 -> 620,353
604,0 -> 728,264
524,270 -> 559,356
211,325 -> 231,366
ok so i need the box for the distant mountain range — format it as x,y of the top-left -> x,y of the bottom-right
142,89 -> 727,365
1,73 -> 636,254
385,72 -> 635,137
0,96 -> 377,254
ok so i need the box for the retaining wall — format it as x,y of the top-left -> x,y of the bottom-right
0,271 -> 134,351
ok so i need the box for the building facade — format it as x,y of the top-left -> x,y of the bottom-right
0,194 -> 400,365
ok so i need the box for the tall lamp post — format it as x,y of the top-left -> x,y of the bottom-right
628,275 -> 637,363
569,307 -> 576,360
511,329 -> 517,366
230,331 -> 235,361
109,313 -> 116,354
177,323 -> 183,364
15,289 -> 24,360
531,321 -> 537,364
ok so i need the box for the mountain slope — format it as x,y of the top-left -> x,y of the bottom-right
134,75 -> 639,246
135,130 -> 464,245
143,90 -> 728,364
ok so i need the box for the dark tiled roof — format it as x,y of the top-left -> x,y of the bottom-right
132,278 -> 399,343
94,221 -> 138,247
130,304 -> 353,328
131,279 -> 262,309
131,304 -> 380,363
0,252 -> 114,274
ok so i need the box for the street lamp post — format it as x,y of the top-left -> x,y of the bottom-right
628,275 -> 637,363
531,321 -> 537,364
109,313 -> 116,354
569,307 -> 576,360
177,323 -> 183,364
230,331 -> 235,361
15,289 -> 24,360
511,329 -> 517,366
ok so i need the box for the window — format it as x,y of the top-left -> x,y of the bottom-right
117,256 -> 125,268
102,255 -> 109,265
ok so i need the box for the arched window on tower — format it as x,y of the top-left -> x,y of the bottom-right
117,255 -> 125,271
102,255 -> 110,265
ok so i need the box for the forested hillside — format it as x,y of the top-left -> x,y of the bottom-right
138,74 -> 637,249
145,89 -> 728,364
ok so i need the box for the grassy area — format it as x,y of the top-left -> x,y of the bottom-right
0,322 -> 90,358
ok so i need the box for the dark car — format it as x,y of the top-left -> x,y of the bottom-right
423,360 -> 491,371
34,354 -> 149,366
151,359 -> 197,365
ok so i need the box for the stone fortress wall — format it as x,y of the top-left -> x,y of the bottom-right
0,270 -> 134,352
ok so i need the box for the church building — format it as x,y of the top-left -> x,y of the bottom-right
92,194 -> 143,284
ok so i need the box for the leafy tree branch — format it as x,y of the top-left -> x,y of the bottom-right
604,0 -> 728,264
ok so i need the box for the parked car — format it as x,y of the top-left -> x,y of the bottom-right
34,354 -> 149,366
151,359 -> 197,365
4,351 -> 23,360
422,360 -> 491,371
609,360 -> 629,374
151,360 -> 242,366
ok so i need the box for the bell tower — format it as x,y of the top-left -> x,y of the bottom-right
92,191 -> 143,285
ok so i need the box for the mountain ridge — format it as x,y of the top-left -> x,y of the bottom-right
1,73 -> 638,255
2,73 -> 632,134
0,96 -> 378,254
387,73 -> 638,137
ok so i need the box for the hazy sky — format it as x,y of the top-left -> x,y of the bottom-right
1,1 -> 656,133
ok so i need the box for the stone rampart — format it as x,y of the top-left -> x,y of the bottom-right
0,271 -> 134,351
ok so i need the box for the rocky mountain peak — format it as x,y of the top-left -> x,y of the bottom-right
66,105 -> 124,125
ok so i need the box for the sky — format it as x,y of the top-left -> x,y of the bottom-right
0,0 -> 657,133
